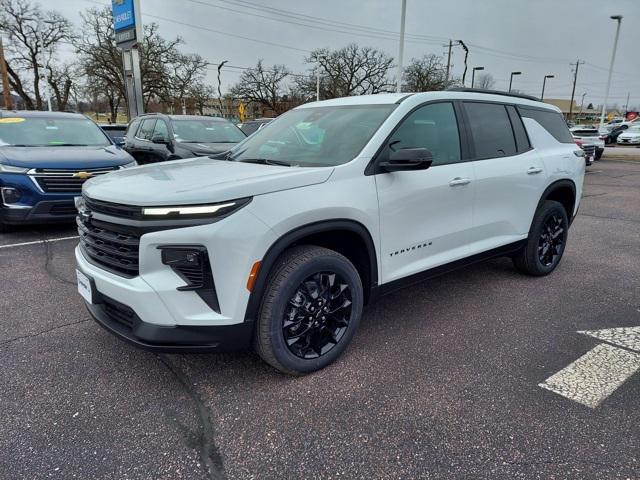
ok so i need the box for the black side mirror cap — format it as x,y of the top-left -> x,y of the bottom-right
152,136 -> 170,145
379,148 -> 433,172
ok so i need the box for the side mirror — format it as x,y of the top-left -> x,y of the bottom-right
379,147 -> 433,172
152,135 -> 170,145
152,135 -> 175,153
113,137 -> 125,147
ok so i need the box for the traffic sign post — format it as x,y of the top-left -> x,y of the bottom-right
112,0 -> 144,120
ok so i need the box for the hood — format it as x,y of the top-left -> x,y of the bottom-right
179,142 -> 239,155
0,145 -> 134,169
620,131 -> 640,138
83,158 -> 334,205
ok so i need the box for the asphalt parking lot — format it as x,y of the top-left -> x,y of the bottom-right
1,158 -> 639,479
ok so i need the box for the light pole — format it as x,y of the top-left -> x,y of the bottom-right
509,71 -> 522,93
540,74 -> 554,100
580,92 -> 587,115
471,66 -> 484,88
396,0 -> 407,93
599,15 -> 623,129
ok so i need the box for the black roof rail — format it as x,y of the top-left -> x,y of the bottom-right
446,87 -> 541,102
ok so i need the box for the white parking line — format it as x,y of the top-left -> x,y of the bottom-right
580,327 -> 640,353
0,236 -> 79,250
539,343 -> 640,408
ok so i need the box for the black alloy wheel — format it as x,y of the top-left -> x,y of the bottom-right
283,272 -> 352,359
255,245 -> 363,375
512,200 -> 569,276
537,213 -> 565,267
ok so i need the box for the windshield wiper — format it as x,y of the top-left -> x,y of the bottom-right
237,158 -> 296,167
48,143 -> 91,147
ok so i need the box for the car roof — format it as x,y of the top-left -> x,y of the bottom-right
297,91 -> 558,112
136,113 -> 228,122
0,110 -> 87,119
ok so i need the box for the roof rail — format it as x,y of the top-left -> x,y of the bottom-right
446,87 -> 541,102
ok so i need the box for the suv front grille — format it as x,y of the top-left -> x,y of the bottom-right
582,144 -> 596,156
84,196 -> 144,219
30,167 -> 118,193
77,217 -> 140,277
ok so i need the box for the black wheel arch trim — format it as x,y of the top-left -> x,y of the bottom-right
243,219 -> 378,323
536,179 -> 577,225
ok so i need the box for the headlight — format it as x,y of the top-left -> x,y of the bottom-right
142,197 -> 251,219
119,161 -> 138,169
0,164 -> 29,173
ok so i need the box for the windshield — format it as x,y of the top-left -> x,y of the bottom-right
229,105 -> 396,167
0,117 -> 111,147
171,119 -> 246,143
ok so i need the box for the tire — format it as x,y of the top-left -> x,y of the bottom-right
513,200 -> 569,276
254,245 -> 364,375
595,150 -> 603,160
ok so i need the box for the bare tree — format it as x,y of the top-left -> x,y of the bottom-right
75,7 -> 187,116
189,81 -> 215,115
475,73 -> 495,90
230,60 -> 290,114
297,44 -> 394,99
158,52 -> 208,113
0,0 -> 74,109
402,54 -> 452,92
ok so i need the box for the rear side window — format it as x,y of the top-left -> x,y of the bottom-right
464,102 -> 516,159
518,106 -> 574,143
506,105 -> 531,153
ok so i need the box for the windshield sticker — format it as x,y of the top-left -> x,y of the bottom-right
0,117 -> 26,124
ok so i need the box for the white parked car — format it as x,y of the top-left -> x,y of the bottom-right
617,124 -> 640,145
570,126 -> 604,160
75,90 -> 585,374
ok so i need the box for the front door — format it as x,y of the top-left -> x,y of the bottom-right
375,102 -> 475,284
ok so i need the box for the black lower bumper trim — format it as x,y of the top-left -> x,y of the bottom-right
1,199 -> 76,224
85,295 -> 253,353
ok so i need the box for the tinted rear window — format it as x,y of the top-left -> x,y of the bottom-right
518,106 -> 574,143
464,102 -> 517,159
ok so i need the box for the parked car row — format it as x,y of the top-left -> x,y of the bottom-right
0,111 -> 261,231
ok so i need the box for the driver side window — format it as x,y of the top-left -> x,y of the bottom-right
386,102 -> 461,166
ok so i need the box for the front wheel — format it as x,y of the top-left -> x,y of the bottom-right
513,200 -> 569,276
254,245 -> 363,375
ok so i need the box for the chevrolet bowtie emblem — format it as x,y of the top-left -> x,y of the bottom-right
73,171 -> 93,180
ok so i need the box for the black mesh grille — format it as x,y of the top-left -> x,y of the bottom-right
102,297 -> 136,327
77,217 -> 140,277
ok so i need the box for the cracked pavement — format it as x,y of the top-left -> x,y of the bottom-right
1,159 -> 639,479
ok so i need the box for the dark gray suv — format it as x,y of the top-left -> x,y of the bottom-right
123,114 -> 246,164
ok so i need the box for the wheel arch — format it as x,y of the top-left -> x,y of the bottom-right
243,219 -> 378,323
537,179 -> 577,223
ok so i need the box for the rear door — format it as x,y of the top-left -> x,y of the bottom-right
462,102 -> 547,250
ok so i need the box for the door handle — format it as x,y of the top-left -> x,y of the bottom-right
527,167 -> 543,174
449,177 -> 471,187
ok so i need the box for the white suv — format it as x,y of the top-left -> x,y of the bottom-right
75,90 -> 585,374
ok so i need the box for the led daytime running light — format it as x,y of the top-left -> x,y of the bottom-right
143,202 -> 237,217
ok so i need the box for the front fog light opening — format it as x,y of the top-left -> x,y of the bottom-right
1,187 -> 22,205
159,246 -> 220,313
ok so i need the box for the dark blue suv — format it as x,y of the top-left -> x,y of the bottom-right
0,111 -> 136,232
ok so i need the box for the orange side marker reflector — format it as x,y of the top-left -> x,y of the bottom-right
247,261 -> 262,291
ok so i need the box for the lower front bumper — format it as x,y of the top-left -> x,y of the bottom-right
1,199 -> 76,224
86,293 -> 254,353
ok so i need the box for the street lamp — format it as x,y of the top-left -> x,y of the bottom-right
599,15 -> 623,129
471,66 -> 484,88
509,71 -> 522,92
396,0 -> 407,93
540,74 -> 554,100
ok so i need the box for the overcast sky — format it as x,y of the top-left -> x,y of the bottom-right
54,0 -> 639,108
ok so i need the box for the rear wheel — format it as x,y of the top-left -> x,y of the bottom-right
513,200 -> 568,276
254,245 -> 363,375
